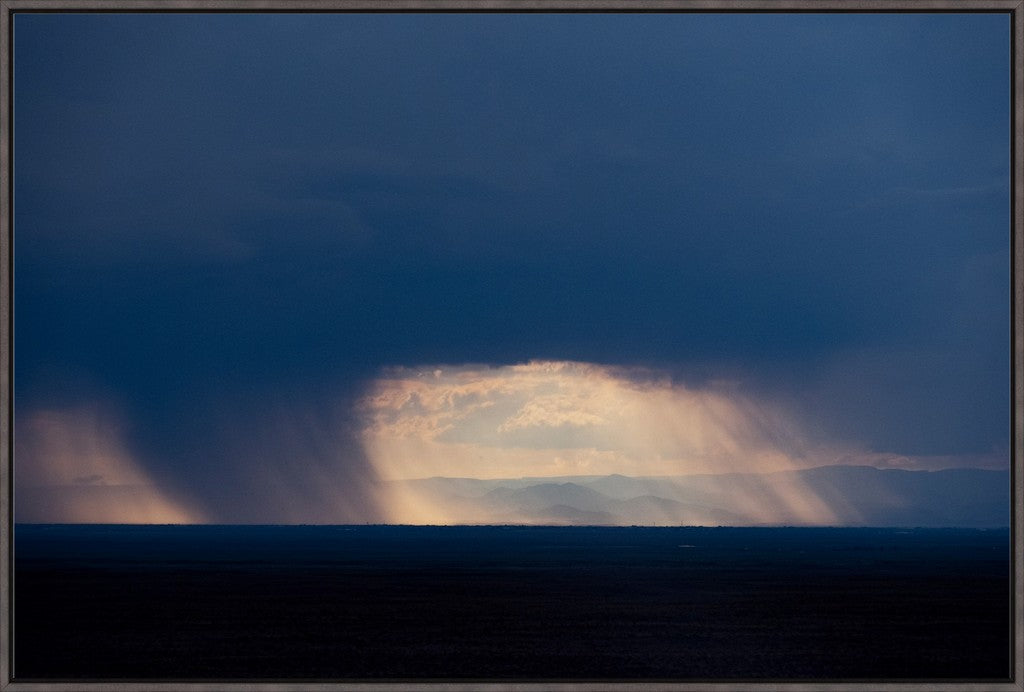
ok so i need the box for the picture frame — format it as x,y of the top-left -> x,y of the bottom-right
1,2 -> 1020,690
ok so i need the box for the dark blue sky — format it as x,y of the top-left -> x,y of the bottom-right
13,12 -> 1010,521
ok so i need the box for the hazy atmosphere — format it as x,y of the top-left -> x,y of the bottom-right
13,13 -> 1010,525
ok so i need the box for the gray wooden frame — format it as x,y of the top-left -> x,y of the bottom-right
0,3 -> 1019,690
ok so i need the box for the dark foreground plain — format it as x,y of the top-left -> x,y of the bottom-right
14,524 -> 1010,680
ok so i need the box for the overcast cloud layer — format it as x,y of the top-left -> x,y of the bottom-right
13,13 -> 1010,523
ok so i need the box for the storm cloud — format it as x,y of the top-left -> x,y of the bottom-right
12,12 -> 1010,522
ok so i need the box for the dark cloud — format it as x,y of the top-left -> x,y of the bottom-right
13,12 -> 1010,521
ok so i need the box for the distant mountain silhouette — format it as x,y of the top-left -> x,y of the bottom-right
486,483 -> 613,513
389,465 -> 1008,527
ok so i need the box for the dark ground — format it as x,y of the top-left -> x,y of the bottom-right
12,524 -> 1012,680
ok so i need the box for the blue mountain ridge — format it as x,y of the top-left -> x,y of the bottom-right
390,465 -> 1008,527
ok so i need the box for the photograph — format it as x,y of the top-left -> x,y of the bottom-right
2,2 -> 1019,688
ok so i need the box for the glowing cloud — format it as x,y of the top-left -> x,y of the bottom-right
361,361 -> 817,479
358,361 -> 855,524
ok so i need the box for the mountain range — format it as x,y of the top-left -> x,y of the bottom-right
387,465 -> 1008,527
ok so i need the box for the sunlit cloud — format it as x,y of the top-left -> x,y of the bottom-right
15,406 -> 206,524
357,360 -> 1007,526
358,361 -> 860,524
362,361 -> 818,479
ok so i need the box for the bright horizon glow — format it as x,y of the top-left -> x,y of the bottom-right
357,360 -> 1004,526
12,360 -> 1005,524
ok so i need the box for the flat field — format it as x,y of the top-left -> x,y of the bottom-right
12,524 -> 1011,680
